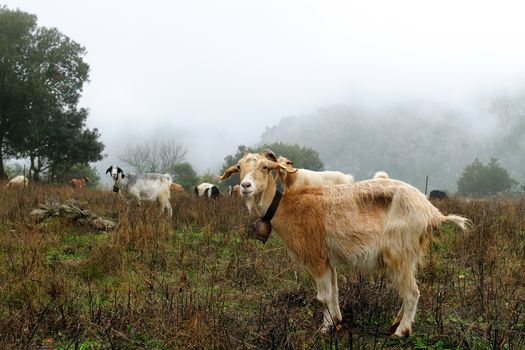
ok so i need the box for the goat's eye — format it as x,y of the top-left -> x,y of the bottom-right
236,165 -> 240,170
262,165 -> 268,170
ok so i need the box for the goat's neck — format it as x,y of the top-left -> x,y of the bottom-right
251,177 -> 277,218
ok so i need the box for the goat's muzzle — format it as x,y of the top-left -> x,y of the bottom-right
248,218 -> 272,243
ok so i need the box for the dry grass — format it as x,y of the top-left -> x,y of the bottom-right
0,182 -> 524,349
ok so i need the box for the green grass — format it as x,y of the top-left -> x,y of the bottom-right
0,184 -> 524,348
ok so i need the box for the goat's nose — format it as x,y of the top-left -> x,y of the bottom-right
241,181 -> 251,189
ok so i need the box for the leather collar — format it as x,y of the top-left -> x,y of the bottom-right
261,190 -> 282,222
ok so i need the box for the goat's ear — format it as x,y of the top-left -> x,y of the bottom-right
266,161 -> 287,172
105,166 -> 112,174
261,149 -> 277,162
281,161 -> 298,173
117,167 -> 123,174
217,164 -> 239,180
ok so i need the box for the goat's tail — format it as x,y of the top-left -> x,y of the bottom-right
442,214 -> 471,231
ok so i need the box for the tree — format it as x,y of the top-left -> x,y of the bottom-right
220,142 -> 324,187
0,7 -> 104,180
457,158 -> 517,196
171,162 -> 198,191
119,140 -> 187,173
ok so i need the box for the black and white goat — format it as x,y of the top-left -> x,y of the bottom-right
106,165 -> 173,217
194,182 -> 220,199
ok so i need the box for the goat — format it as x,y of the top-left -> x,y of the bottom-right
273,154 -> 354,191
194,182 -> 220,199
429,190 -> 448,200
170,183 -> 185,193
7,175 -> 29,188
70,176 -> 90,189
106,165 -> 173,217
218,150 -> 469,337
228,184 -> 241,198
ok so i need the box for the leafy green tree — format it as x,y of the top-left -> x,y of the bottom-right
220,142 -> 324,187
0,7 -> 103,180
171,162 -> 199,191
457,158 -> 517,196
0,7 -> 37,178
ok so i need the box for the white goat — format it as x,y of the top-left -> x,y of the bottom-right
7,175 -> 29,188
219,150 -> 470,338
106,165 -> 173,217
271,152 -> 354,191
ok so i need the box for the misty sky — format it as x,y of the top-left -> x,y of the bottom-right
4,0 -> 525,175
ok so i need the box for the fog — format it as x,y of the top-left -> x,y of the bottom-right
4,0 -> 525,183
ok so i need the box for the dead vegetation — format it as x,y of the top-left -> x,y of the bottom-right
0,182 -> 524,349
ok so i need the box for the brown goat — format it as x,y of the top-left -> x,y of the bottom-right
170,183 -> 185,193
70,176 -> 90,189
219,150 -> 469,337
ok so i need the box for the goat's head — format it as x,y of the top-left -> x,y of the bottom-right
105,165 -> 124,181
83,176 -> 90,182
218,150 -> 288,199
277,156 -> 298,174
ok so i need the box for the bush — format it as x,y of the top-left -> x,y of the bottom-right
457,158 -> 517,196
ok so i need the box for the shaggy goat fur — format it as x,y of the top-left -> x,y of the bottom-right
219,151 -> 469,338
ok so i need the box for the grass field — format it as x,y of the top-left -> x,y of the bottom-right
0,183 -> 524,349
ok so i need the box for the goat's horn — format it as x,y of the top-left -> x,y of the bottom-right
261,149 -> 278,162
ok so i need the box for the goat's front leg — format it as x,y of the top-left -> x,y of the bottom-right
330,265 -> 342,327
313,265 -> 341,335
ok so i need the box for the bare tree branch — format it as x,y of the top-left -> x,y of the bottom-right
119,140 -> 187,173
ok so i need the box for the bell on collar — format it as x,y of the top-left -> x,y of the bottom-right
248,218 -> 272,243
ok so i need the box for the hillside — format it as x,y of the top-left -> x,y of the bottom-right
259,101 -> 524,193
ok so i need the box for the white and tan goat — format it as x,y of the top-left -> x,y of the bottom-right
274,154 -> 354,191
219,151 -> 469,338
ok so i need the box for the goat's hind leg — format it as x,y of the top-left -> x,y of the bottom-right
390,266 -> 419,338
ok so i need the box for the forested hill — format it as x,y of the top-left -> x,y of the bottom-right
259,100 -> 525,193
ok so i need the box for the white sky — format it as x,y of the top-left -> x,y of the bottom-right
4,0 -> 525,173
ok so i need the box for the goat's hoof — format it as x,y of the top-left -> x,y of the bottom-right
320,322 -> 343,336
320,325 -> 334,336
391,326 -> 411,339
388,321 -> 401,335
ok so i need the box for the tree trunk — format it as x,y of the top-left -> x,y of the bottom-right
0,140 -> 7,180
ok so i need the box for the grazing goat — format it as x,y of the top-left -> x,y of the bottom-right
228,184 -> 241,198
106,165 -> 173,217
194,183 -> 220,199
7,175 -> 29,188
219,150 -> 469,337
70,176 -> 90,189
429,190 -> 448,200
273,153 -> 354,191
